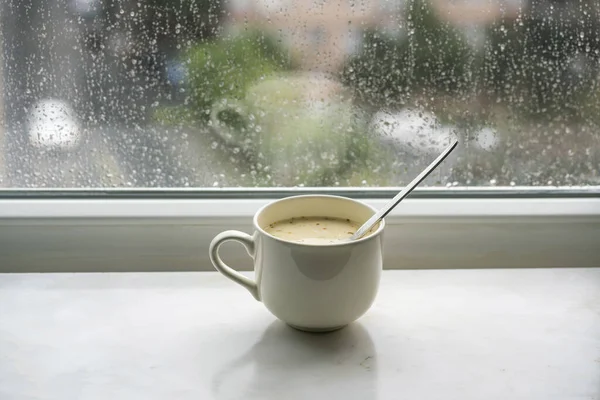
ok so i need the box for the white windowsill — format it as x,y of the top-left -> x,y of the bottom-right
1,269 -> 598,399
0,196 -> 598,272
1,197 -> 599,219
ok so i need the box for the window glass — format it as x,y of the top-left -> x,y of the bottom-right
1,0 -> 599,188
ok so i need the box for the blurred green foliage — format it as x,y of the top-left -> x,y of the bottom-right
483,17 -> 600,120
342,0 -> 600,121
341,0 -> 471,108
186,30 -> 292,120
102,0 -> 224,43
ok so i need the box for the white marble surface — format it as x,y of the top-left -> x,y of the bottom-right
0,269 -> 599,400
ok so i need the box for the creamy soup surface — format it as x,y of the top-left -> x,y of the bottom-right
264,216 -> 361,245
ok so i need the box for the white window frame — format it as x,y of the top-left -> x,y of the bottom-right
0,187 -> 598,272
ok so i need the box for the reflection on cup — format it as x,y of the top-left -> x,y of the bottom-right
208,73 -> 370,185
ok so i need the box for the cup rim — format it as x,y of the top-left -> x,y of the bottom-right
253,194 -> 385,247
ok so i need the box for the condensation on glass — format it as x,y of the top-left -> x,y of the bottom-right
0,0 -> 598,188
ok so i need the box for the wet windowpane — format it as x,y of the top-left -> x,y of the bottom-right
1,0 -> 599,188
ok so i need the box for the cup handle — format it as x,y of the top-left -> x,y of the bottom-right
209,230 -> 259,301
210,99 -> 248,147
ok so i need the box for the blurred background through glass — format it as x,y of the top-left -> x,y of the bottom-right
1,0 -> 599,188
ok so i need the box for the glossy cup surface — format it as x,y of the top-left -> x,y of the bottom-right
210,195 -> 384,332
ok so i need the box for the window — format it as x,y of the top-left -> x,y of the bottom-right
0,0 -> 598,272
2,0 -> 599,189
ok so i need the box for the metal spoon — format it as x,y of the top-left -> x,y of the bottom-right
350,139 -> 459,240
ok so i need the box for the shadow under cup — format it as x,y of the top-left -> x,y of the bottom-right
255,195 -> 384,332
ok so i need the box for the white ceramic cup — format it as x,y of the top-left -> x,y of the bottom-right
209,195 -> 384,332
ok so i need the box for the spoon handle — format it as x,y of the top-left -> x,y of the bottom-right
350,139 -> 459,240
